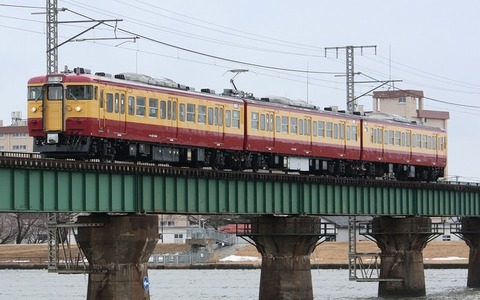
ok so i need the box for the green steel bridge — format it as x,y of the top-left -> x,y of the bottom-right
0,152 -> 479,217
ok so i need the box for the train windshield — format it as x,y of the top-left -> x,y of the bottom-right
47,85 -> 63,100
27,86 -> 43,101
66,85 -> 94,100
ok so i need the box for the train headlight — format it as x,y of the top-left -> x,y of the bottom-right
31,107 -> 37,113
75,106 -> 82,112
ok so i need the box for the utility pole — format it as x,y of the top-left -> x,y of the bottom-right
46,0 -> 58,74
44,0 -> 133,75
325,45 -> 377,113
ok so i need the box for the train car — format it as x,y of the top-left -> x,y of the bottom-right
28,68 -> 245,166
27,67 -> 447,181
243,97 -> 363,175
361,115 -> 447,180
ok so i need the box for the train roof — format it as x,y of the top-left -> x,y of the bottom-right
364,112 -> 445,132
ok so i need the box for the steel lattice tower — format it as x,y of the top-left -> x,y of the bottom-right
46,0 -> 58,74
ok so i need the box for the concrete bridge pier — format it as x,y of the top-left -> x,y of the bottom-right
459,217 -> 480,288
369,216 -> 433,297
76,214 -> 159,300
247,215 -> 322,300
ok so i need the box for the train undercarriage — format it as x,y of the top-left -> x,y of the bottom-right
33,135 -> 444,181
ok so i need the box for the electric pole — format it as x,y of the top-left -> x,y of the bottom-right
324,45 -> 377,113
44,0 -> 133,75
46,0 -> 58,74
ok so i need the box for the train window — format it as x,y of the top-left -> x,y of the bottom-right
48,86 -> 63,100
66,85 -> 93,100
198,105 -> 206,124
333,124 -> 338,139
28,86 -> 43,101
416,135 -> 422,148
172,101 -> 177,121
401,132 -> 406,146
383,130 -> 388,145
226,110 -> 231,127
299,119 -> 304,135
313,121 -> 317,137
406,133 -> 410,147
114,93 -> 119,113
219,108 -> 224,126
412,134 -> 416,148
347,126 -> 351,140
251,112 -> 259,130
306,119 -> 311,136
214,107 -> 219,126
179,103 -> 185,122
128,96 -> 134,115
370,128 -> 374,143
290,118 -> 297,134
439,137 -> 444,150
318,122 -> 325,137
208,108 -> 214,125
187,104 -> 195,122
94,86 -> 98,100
120,94 -> 125,114
160,101 -> 166,119
422,135 -> 427,149
433,136 -> 437,150
326,122 -> 332,138
136,96 -> 145,117
395,131 -> 401,146
106,93 -> 113,113
352,125 -> 358,141
149,98 -> 158,118
389,131 -> 394,145
281,116 -> 289,133
340,123 -> 345,139
167,101 -> 173,120
99,90 -> 104,109
232,110 -> 240,128
260,114 -> 266,131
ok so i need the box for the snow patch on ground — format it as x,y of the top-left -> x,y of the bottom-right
425,257 -> 467,261
219,255 -> 260,262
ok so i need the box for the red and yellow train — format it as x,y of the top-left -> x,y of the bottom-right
27,68 -> 447,181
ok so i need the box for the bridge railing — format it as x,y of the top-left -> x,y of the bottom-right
148,252 -> 213,266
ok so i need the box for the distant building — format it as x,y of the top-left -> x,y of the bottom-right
372,90 -> 449,130
0,112 -> 33,152
159,215 -> 199,243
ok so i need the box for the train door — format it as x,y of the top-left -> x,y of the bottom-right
98,89 -> 105,131
43,84 -> 65,132
339,121 -> 347,156
305,116 -> 313,153
167,97 -> 179,140
433,133 -> 439,163
114,90 -> 127,134
214,104 -> 225,145
407,130 -> 413,161
263,110 -> 275,150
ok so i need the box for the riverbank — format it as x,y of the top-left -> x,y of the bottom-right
0,240 -> 470,269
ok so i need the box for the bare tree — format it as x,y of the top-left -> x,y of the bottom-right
201,214 -> 252,230
13,213 -> 48,244
0,214 -> 16,244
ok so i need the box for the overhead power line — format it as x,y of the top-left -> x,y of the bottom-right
0,4 -> 44,9
61,7 -> 340,75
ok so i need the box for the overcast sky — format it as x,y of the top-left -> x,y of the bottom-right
1,1 -> 479,181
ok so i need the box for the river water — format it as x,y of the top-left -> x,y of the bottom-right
0,268 -> 478,299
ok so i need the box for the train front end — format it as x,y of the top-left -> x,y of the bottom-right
27,69 -> 96,158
